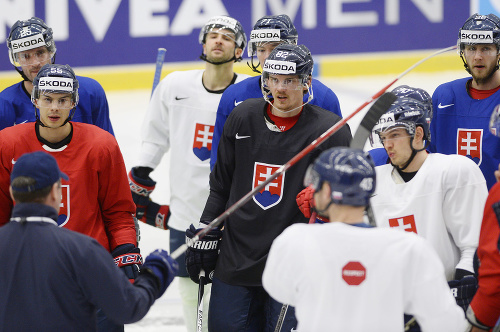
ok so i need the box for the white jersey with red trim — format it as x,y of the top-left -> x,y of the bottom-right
262,222 -> 468,332
136,69 -> 250,231
371,153 -> 487,280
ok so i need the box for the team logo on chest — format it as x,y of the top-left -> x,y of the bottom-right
58,185 -> 70,226
192,123 -> 214,161
252,162 -> 284,210
388,215 -> 417,234
456,128 -> 482,165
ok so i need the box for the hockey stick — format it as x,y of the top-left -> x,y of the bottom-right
151,48 -> 167,98
274,91 -> 396,332
196,270 -> 205,332
171,45 -> 456,260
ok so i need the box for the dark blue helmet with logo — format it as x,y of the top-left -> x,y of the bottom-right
372,97 -> 432,144
248,14 -> 298,57
391,85 -> 433,114
7,17 -> 56,67
304,147 -> 376,207
490,104 -> 500,137
458,13 -> 500,52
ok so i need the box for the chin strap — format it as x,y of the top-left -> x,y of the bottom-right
460,54 -> 500,75
35,106 -> 76,128
391,138 -> 429,171
246,56 -> 262,74
199,49 -> 242,65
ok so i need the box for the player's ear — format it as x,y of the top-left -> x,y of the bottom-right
235,47 -> 243,59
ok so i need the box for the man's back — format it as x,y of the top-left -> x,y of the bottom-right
263,222 -> 468,331
0,217 -> 154,331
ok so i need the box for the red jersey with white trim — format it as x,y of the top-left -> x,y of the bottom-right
0,122 -> 136,251
470,182 -> 500,327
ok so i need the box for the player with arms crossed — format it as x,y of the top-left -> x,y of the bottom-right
431,13 -> 500,189
0,17 -> 114,134
0,151 -> 179,331
209,14 -> 342,170
128,15 -> 248,332
369,96 -> 487,329
185,44 -> 352,331
263,147 -> 469,331
0,64 -> 138,332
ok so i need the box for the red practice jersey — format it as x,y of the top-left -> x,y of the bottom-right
0,122 -> 136,251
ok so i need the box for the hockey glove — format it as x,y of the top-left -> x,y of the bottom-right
142,249 -> 179,297
128,167 -> 156,219
129,167 -> 170,229
448,275 -> 478,313
296,187 -> 330,223
112,243 -> 143,282
185,224 -> 222,285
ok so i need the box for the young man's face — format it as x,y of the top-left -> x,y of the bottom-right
267,74 -> 308,113
203,28 -> 241,64
34,92 -> 74,128
256,42 -> 282,68
378,127 -> 413,168
17,46 -> 53,82
464,43 -> 500,84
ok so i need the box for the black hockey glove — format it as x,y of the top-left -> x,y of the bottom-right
142,249 -> 179,297
112,243 -> 143,282
185,224 -> 222,285
128,167 -> 170,229
448,275 -> 478,313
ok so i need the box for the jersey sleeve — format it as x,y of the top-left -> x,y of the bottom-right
210,88 -> 235,171
404,236 -> 469,331
0,135 -> 13,225
88,78 -> 115,136
97,137 -> 137,249
138,78 -> 171,168
311,79 -> 343,118
0,87 -> 18,131
442,156 -> 487,273
429,85 -> 444,153
470,182 -> 500,327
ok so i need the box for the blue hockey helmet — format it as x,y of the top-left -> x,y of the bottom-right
304,147 -> 376,207
391,85 -> 433,114
490,104 -> 500,137
199,15 -> 246,63
7,17 -> 56,67
372,97 -> 432,144
261,44 -> 314,104
248,14 -> 298,57
32,64 -> 79,127
458,13 -> 500,53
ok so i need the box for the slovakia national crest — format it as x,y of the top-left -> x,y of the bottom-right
252,162 -> 284,210
457,128 -> 482,165
58,185 -> 70,226
193,123 -> 214,161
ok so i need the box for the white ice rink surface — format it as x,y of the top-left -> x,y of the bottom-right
114,70 -> 465,331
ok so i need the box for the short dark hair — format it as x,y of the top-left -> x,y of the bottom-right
11,176 -> 55,203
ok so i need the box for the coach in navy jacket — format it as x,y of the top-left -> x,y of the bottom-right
0,151 -> 178,331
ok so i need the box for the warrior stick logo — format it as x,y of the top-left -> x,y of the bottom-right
460,30 -> 493,44
193,123 -> 214,161
252,162 -> 284,210
457,128 -> 483,165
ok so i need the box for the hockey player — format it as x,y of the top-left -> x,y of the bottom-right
0,64 -> 137,332
0,151 -> 178,331
209,14 -> 343,170
262,147 -> 469,331
466,105 -> 500,331
431,13 -> 500,189
127,15 -> 249,332
185,44 -> 352,331
0,17 -> 114,134
369,96 -> 487,329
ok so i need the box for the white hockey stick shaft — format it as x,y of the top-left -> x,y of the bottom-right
171,45 -> 456,260
151,48 -> 166,98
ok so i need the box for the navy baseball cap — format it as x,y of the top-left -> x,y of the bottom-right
11,151 -> 68,192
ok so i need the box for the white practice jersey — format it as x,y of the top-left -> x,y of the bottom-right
263,222 -> 468,332
137,70 -> 249,231
371,153 -> 487,280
